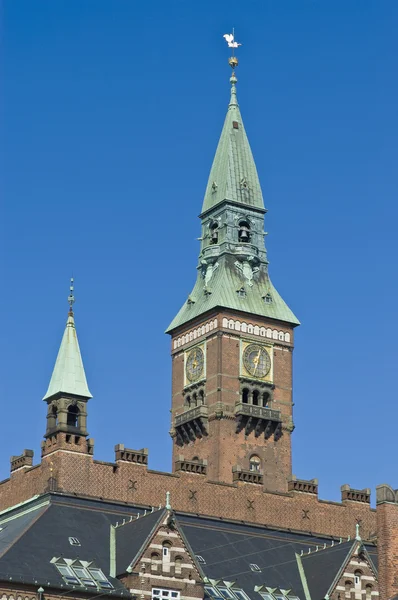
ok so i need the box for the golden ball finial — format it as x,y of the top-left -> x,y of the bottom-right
228,56 -> 239,70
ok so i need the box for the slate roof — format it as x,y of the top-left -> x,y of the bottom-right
297,541 -> 354,599
0,494 -> 135,595
114,508 -> 166,575
0,493 -> 378,600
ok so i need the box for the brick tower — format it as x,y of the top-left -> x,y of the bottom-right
41,280 -> 94,460
167,57 -> 299,493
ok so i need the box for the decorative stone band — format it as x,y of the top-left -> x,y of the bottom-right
221,318 -> 291,343
114,444 -> 148,465
288,476 -> 318,495
173,317 -> 291,350
174,319 -> 218,349
232,465 -> 264,485
341,484 -> 371,504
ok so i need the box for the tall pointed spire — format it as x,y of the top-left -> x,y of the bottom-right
167,45 -> 299,333
43,279 -> 92,401
201,45 -> 264,215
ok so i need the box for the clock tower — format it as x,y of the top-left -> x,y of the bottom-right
166,58 -> 299,493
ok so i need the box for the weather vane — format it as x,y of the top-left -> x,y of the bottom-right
223,29 -> 242,74
68,277 -> 75,312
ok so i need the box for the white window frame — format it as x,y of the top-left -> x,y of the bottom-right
55,563 -> 81,585
259,594 -> 274,600
218,588 -> 237,600
233,591 -> 252,600
71,565 -> 97,588
152,589 -> 180,600
88,567 -> 113,589
249,563 -> 261,572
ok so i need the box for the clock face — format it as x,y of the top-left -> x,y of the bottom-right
243,344 -> 271,378
185,347 -> 205,383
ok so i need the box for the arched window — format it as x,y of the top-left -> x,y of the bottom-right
210,223 -> 219,245
150,552 -> 160,572
242,389 -> 249,404
192,456 -> 199,462
162,540 -> 172,573
252,390 -> 259,406
354,571 -> 362,586
175,556 -> 183,575
238,221 -> 251,243
49,404 -> 58,429
192,393 -> 197,407
162,541 -> 172,557
365,585 -> 372,600
185,396 -> 191,409
262,392 -> 270,407
345,581 -> 353,598
67,405 -> 79,428
198,390 -> 205,405
249,455 -> 261,472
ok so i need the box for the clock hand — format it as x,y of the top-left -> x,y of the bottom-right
253,349 -> 262,376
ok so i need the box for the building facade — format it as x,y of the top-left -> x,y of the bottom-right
1,55 -> 397,599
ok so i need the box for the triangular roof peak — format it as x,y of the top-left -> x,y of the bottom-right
201,72 -> 265,215
43,283 -> 92,401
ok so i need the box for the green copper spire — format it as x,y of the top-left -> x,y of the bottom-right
201,71 -> 264,214
43,280 -> 92,401
167,51 -> 299,333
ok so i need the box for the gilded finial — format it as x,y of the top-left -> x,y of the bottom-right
68,278 -> 75,314
223,29 -> 241,79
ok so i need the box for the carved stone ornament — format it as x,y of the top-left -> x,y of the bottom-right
202,261 -> 219,287
234,259 -> 259,287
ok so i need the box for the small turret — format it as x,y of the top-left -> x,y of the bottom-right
42,280 -> 94,456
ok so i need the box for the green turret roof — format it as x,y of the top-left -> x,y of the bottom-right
201,75 -> 265,214
43,310 -> 92,401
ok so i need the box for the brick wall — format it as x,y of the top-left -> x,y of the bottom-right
170,310 -> 294,492
376,484 -> 398,600
0,448 -> 375,540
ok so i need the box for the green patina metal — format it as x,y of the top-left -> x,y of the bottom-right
167,74 -> 299,333
201,75 -> 264,214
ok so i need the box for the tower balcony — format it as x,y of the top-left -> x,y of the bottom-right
174,405 -> 208,446
235,402 -> 282,440
201,245 -> 220,262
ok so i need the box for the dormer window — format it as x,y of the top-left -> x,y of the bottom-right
263,293 -> 273,304
210,222 -> 219,245
238,221 -> 251,243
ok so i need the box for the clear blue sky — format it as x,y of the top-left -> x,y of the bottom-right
2,1 -> 397,503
